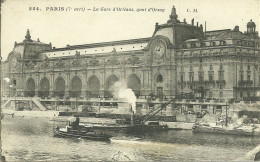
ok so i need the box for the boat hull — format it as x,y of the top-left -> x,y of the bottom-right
85,124 -> 168,133
192,125 -> 255,136
53,128 -> 111,141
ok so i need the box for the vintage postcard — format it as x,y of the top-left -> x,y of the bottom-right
1,0 -> 260,161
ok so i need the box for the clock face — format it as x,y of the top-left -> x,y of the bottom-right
151,39 -> 166,58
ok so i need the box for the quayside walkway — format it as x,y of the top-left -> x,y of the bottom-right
1,96 -> 241,110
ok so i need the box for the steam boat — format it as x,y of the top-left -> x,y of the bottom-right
53,117 -> 111,141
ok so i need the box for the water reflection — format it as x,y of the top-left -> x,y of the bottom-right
2,116 -> 259,161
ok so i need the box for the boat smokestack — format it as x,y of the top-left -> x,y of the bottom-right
131,111 -> 134,125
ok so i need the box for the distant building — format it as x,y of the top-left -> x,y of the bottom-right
2,6 -> 260,101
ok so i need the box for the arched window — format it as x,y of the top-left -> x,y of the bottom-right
70,76 -> 82,97
199,73 -> 204,81
105,74 -> 119,98
39,77 -> 50,97
240,74 -> 244,81
156,74 -> 163,83
55,77 -> 65,97
209,74 -> 213,81
26,78 -> 35,97
180,75 -> 184,82
247,73 -> 251,81
127,74 -> 141,97
12,79 -> 16,86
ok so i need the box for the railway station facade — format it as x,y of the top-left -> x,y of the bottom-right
2,6 -> 260,101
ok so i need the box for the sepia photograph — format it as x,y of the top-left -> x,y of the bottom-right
1,0 -> 260,161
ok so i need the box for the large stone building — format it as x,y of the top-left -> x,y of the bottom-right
2,6 -> 260,101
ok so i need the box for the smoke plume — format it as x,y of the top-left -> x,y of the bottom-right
110,81 -> 137,113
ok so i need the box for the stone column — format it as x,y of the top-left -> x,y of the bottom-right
35,72 -> 40,97
50,72 -> 54,97
65,71 -> 70,96
100,71 -> 105,97
81,70 -> 87,97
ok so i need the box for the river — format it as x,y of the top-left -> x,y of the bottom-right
1,116 -> 260,161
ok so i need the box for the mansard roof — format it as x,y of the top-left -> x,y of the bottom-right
204,29 -> 252,41
16,40 -> 50,46
205,29 -> 231,37
46,37 -> 151,52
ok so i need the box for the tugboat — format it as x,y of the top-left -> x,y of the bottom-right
53,117 -> 111,141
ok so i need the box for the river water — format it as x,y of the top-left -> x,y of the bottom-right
2,116 -> 260,161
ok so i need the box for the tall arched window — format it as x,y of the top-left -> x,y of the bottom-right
70,76 -> 82,97
127,74 -> 141,97
88,75 -> 100,97
156,74 -> 163,83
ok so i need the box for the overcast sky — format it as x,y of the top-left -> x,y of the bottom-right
1,0 -> 259,61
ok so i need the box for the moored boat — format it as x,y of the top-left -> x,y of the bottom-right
84,121 -> 168,133
192,123 -> 257,136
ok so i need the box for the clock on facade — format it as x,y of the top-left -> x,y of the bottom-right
151,39 -> 166,60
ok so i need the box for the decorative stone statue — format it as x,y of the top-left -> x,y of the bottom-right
167,5 -> 179,23
170,5 -> 178,20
